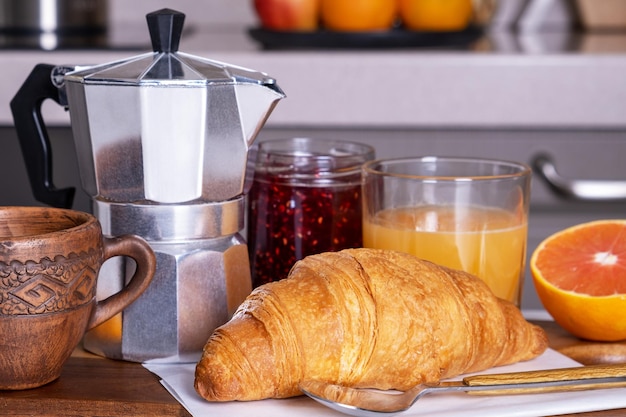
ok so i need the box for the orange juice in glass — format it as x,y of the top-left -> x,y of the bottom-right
362,157 -> 531,306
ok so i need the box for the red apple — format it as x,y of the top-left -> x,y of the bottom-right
253,0 -> 320,31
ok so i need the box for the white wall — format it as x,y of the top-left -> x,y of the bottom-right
109,0 -> 256,27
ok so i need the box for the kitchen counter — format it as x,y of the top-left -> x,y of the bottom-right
1,26 -> 626,129
0,321 -> 624,416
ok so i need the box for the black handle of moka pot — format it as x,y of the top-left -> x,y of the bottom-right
10,64 -> 75,209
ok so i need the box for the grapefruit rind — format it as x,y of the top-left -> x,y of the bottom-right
531,219 -> 626,342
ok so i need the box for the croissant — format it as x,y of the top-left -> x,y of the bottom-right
195,248 -> 548,401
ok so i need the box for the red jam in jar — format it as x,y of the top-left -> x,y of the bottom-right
247,138 -> 375,287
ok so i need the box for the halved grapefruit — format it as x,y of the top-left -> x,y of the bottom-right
531,220 -> 626,342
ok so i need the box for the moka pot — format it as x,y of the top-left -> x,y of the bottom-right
10,8 -> 285,362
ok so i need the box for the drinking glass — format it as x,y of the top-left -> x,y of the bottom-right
362,156 -> 531,306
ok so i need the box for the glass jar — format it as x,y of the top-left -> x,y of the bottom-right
247,137 -> 375,287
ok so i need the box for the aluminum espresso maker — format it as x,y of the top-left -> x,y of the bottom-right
10,9 -> 285,362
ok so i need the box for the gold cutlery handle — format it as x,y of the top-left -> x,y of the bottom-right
463,363 -> 626,395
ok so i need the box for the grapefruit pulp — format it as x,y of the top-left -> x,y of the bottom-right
530,220 -> 626,342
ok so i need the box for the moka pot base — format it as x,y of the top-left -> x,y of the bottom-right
83,198 -> 252,363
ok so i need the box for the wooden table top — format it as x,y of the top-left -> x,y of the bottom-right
0,320 -> 624,417
0,356 -> 190,417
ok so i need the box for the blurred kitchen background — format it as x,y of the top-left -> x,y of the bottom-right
0,0 -> 625,311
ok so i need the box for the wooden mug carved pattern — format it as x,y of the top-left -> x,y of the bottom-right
0,249 -> 101,315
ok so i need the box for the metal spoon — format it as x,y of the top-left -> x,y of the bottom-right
299,363 -> 626,417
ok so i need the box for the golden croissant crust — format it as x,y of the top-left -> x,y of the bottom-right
195,248 -> 548,401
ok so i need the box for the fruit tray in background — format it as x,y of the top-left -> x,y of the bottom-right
248,25 -> 483,50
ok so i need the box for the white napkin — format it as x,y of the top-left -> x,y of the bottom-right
144,349 -> 626,417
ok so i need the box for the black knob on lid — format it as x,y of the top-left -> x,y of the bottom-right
146,8 -> 185,53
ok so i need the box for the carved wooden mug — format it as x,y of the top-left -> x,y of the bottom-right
0,206 -> 156,389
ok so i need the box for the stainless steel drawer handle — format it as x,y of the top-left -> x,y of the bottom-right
531,153 -> 626,202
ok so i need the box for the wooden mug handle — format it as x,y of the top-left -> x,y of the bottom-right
87,235 -> 156,329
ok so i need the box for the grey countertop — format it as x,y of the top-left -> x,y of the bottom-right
2,19 -> 626,129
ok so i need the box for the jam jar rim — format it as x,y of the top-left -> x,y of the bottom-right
253,137 -> 375,185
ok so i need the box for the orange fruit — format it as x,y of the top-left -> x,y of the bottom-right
398,0 -> 473,31
321,0 -> 397,31
530,220 -> 626,342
